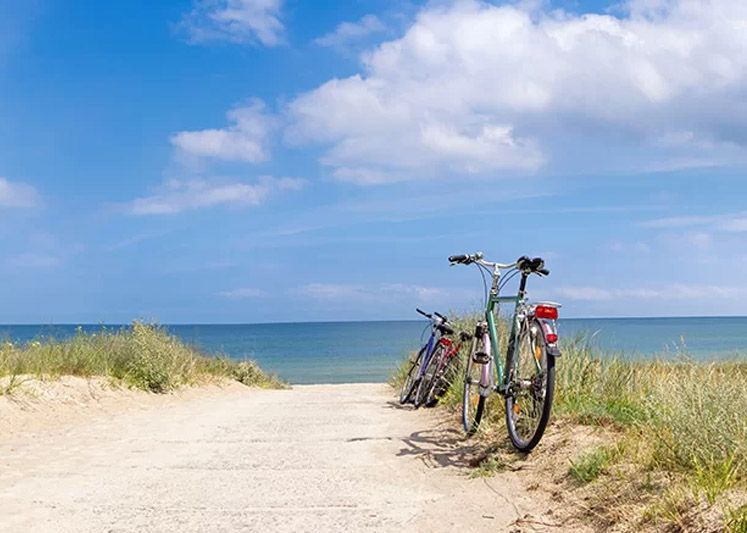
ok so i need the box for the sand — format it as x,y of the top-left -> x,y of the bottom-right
0,380 -> 575,532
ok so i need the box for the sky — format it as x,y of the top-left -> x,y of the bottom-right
1,0 -> 747,323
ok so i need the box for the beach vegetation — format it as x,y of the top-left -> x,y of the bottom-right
0,322 -> 284,393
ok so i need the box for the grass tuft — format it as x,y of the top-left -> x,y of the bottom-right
728,504 -> 747,533
569,444 -> 622,484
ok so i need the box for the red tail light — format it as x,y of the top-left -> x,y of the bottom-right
535,305 -> 558,320
546,333 -> 558,343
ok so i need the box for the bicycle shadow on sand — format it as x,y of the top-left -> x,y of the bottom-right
394,417 -> 519,470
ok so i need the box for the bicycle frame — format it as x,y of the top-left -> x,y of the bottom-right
417,330 -> 439,379
483,293 -> 521,394
476,262 -> 533,396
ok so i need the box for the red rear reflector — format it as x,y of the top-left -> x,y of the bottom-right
546,333 -> 558,344
535,305 -> 558,320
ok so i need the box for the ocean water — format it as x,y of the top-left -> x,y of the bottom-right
1,317 -> 746,384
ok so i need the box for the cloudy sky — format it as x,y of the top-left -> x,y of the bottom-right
2,0 -> 746,323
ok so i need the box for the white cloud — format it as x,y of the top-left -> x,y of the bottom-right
684,231 -> 712,249
297,282 -> 444,302
554,284 -> 747,301
287,0 -> 747,184
607,240 -> 651,253
315,14 -> 386,48
721,218 -> 747,232
7,253 -> 60,269
0,177 -> 39,208
171,99 -> 274,163
218,287 -> 267,299
128,176 -> 304,215
642,211 -> 747,232
178,0 -> 284,46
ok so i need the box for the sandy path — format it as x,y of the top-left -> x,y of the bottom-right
0,383 -> 557,532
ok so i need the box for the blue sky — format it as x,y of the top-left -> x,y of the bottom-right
1,0 -> 746,323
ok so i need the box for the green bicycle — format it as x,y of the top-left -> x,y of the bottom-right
448,252 -> 561,452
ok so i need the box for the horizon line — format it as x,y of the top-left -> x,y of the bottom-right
1,314 -> 747,327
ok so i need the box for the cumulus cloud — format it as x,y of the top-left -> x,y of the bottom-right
315,14 -> 386,48
178,0 -> 284,46
0,177 -> 39,208
128,176 -> 304,215
287,0 -> 747,184
171,99 -> 275,163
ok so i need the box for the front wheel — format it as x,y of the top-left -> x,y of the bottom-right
505,320 -> 555,452
462,335 -> 487,435
399,347 -> 424,404
414,344 -> 444,408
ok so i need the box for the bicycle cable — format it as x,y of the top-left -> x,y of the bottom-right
498,268 -> 520,293
476,263 -> 490,308
419,321 -> 431,344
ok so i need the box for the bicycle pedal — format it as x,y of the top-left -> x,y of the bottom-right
473,352 -> 491,364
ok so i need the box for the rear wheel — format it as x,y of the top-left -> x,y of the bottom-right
462,336 -> 487,435
425,351 -> 461,407
505,319 -> 555,452
399,347 -> 424,404
414,344 -> 444,408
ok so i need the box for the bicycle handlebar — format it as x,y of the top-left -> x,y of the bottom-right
416,309 -> 453,333
449,252 -> 550,276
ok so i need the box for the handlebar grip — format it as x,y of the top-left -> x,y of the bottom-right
433,311 -> 447,321
416,308 -> 431,318
448,254 -> 468,263
538,268 -> 550,276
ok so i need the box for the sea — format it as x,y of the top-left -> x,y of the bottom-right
1,317 -> 746,384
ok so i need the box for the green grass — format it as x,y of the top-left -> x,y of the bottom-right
556,337 -> 747,492
569,444 -> 623,483
390,314 -> 747,530
0,322 -> 284,393
728,504 -> 747,533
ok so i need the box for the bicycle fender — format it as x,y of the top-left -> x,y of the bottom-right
534,318 -> 561,357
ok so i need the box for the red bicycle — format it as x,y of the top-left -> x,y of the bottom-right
414,328 -> 471,408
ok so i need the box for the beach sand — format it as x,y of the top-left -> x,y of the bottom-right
0,381 -> 580,532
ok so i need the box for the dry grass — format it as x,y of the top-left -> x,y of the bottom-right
0,322 -> 284,393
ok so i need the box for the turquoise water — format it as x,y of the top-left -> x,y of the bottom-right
1,317 -> 746,384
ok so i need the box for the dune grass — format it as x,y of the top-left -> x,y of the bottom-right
391,314 -> 747,531
0,322 -> 284,393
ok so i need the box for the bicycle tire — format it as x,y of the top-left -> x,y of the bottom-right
425,351 -> 460,407
399,347 -> 424,404
504,319 -> 555,452
462,336 -> 486,435
414,344 -> 444,408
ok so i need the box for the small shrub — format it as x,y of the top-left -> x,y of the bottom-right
232,361 -> 262,385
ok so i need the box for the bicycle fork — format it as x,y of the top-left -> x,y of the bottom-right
471,322 -> 494,397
